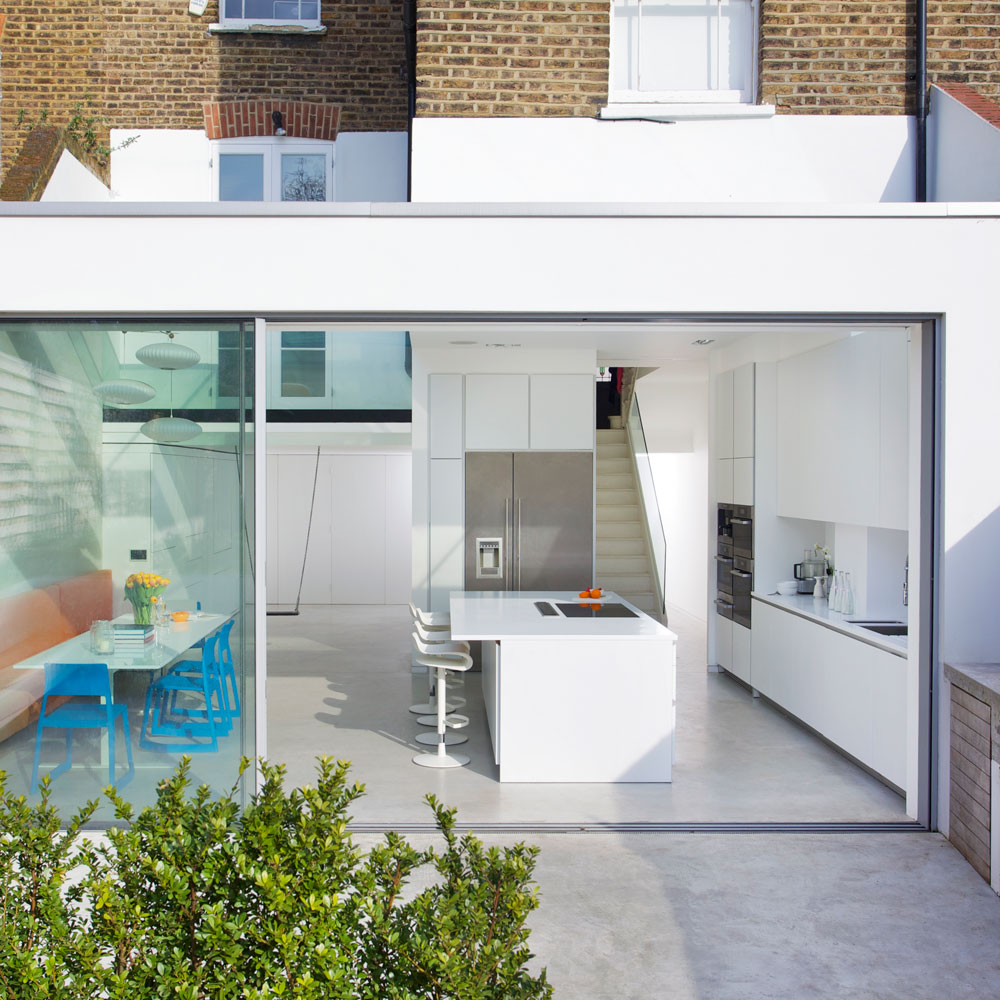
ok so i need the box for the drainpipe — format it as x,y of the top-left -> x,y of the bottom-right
915,0 -> 928,202
404,0 -> 417,202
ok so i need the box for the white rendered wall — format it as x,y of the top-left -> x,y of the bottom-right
2,203 -> 1000,828
411,116 -> 916,202
928,86 -> 1000,202
41,150 -> 112,202
109,129 -> 407,202
633,366 -> 709,621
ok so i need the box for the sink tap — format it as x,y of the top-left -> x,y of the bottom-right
903,557 -> 908,607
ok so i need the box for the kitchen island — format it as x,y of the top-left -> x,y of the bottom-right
449,591 -> 676,782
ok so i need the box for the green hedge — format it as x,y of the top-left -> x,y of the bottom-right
0,757 -> 553,1000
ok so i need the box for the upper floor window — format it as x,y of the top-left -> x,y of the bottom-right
220,0 -> 321,28
215,140 -> 334,202
610,0 -> 756,104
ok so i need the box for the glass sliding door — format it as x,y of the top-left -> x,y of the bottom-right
0,319 -> 256,821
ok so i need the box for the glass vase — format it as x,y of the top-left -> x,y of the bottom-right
132,602 -> 153,625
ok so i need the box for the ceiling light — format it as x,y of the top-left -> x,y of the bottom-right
136,341 -> 200,370
93,379 -> 156,405
140,417 -> 202,443
485,343 -> 522,348
692,338 -> 715,346
449,340 -> 477,345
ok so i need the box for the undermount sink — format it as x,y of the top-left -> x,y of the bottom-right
855,623 -> 908,637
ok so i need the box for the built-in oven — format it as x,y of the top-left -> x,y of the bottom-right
716,504 -> 753,628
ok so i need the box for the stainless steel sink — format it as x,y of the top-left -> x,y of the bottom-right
857,623 -> 907,637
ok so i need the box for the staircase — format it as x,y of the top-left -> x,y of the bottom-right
595,428 -> 661,618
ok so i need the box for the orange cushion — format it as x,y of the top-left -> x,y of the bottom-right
57,569 -> 112,636
0,589 -> 67,654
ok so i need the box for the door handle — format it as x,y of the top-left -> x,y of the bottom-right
731,518 -> 752,525
715,555 -> 734,563
516,498 -> 522,590
714,599 -> 734,609
730,569 -> 752,578
503,497 -> 510,588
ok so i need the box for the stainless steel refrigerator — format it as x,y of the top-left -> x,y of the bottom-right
465,451 -> 594,591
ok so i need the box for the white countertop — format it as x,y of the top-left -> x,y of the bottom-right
752,592 -> 907,657
450,591 -> 676,642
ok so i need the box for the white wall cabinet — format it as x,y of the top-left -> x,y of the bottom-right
776,331 -> 907,528
752,598 -> 906,787
465,374 -> 530,449
733,363 -> 755,458
429,373 -> 464,459
714,369 -> 734,459
529,374 -> 594,450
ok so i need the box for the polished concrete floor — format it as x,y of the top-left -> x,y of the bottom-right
266,603 -> 907,826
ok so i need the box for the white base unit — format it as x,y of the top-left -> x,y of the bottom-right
716,614 -> 733,670
730,621 -> 752,685
751,597 -> 906,788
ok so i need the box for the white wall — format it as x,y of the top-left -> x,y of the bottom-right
109,129 -> 408,202
41,150 -> 113,202
928,86 -> 1000,202
412,116 -> 916,202
633,366 -> 709,621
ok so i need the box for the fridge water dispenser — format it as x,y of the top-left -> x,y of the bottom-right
475,538 -> 503,579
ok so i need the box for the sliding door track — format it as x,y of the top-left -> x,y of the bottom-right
348,820 -> 926,835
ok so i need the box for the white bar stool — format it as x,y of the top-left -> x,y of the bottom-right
408,618 -> 466,717
411,632 -> 472,769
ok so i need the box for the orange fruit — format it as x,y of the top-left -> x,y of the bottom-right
589,588 -> 603,599
578,590 -> 590,598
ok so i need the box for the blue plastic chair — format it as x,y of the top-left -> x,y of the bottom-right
31,663 -> 134,790
169,620 -> 240,720
140,635 -> 228,753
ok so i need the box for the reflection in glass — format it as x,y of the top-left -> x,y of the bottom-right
225,0 -> 319,19
281,154 -> 326,202
219,154 -> 264,201
0,320 -> 256,822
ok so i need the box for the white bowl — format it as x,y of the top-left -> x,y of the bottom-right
776,581 -> 798,596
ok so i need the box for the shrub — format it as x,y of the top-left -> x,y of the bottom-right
0,758 -> 553,1000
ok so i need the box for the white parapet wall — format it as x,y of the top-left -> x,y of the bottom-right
411,115 -> 917,203
928,85 -> 1000,202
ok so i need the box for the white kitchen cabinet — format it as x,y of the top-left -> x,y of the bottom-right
733,456 -> 754,505
715,614 -> 733,670
751,597 -> 906,787
730,621 -> 752,685
878,333 -> 909,529
465,374 -> 530,449
714,369 -> 734,459
776,331 -> 907,528
733,363 -> 755,458
429,373 -> 464,459
429,459 -> 464,612
716,458 -> 734,504
529,374 -> 594,450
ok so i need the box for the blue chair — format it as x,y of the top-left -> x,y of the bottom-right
169,620 -> 240,721
140,635 -> 229,753
31,663 -> 134,790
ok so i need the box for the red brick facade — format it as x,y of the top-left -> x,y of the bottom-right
1,1 -> 407,179
203,100 -> 341,140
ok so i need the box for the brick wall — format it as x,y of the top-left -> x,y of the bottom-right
1,0 -> 408,179
415,0 -> 609,117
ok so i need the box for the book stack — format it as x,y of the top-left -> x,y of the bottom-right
113,623 -> 155,652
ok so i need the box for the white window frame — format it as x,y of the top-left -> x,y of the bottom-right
608,0 -> 759,106
218,0 -> 321,30
212,138 -> 335,203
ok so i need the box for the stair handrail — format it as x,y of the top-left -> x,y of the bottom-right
624,396 -> 667,617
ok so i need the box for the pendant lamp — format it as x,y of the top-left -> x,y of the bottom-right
136,341 -> 200,370
140,416 -> 202,443
93,379 -> 157,405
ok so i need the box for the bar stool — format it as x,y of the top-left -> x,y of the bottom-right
408,615 -> 464,716
411,632 -> 472,769
408,602 -> 451,632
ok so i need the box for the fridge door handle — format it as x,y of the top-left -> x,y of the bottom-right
503,497 -> 510,588
516,498 -> 522,590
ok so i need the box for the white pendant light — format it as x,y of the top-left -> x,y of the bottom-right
136,341 -> 200,370
140,417 -> 202,443
93,379 -> 156,405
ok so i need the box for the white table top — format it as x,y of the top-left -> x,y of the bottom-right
12,612 -> 235,671
449,591 -> 675,641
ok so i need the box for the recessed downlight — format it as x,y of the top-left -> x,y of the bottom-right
692,338 -> 715,346
449,340 -> 477,345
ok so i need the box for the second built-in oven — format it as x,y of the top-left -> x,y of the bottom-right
716,503 -> 753,628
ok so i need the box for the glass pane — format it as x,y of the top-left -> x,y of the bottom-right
612,0 -> 640,93
227,0 -> 314,19
327,330 -> 412,410
219,154 -> 264,201
281,154 -> 327,202
639,0 -> 715,92
720,0 -> 752,92
0,319 -> 256,821
280,349 -> 326,397
280,330 -> 325,349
